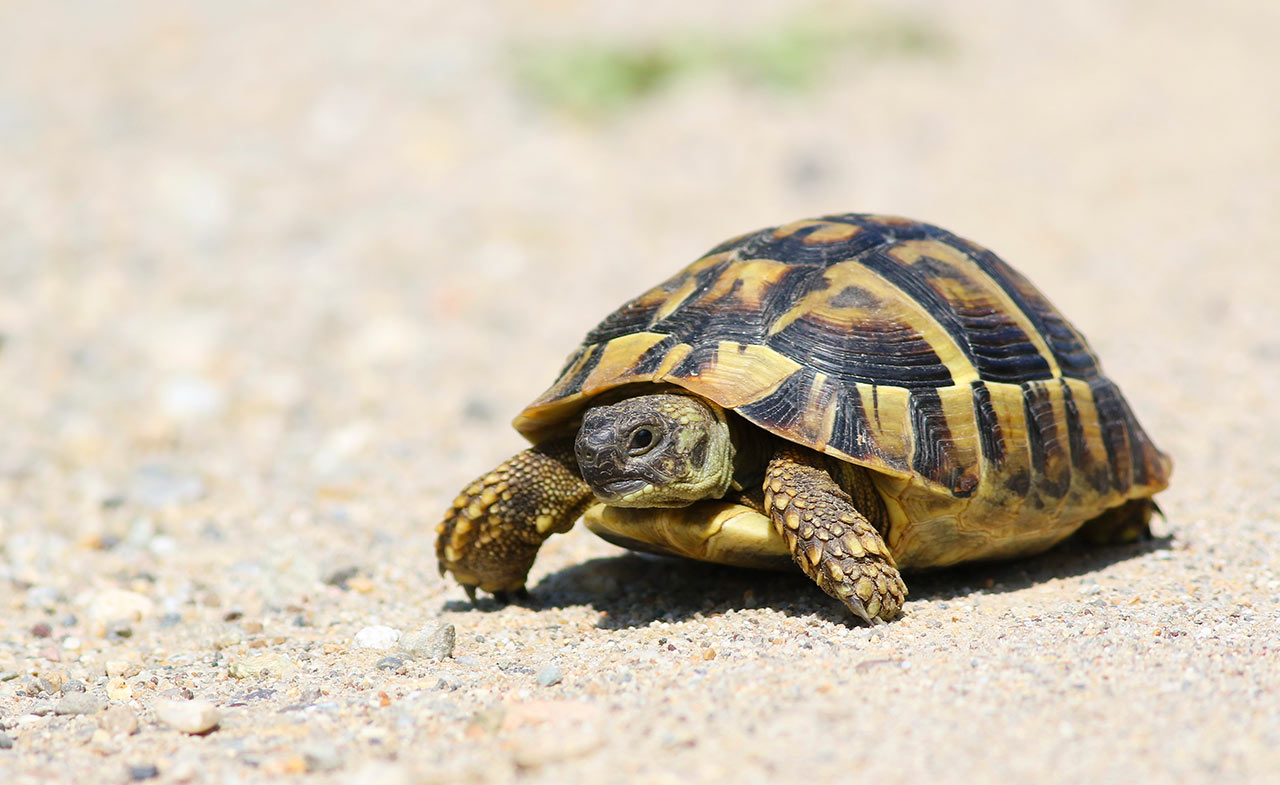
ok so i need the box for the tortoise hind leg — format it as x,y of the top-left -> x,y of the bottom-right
764,446 -> 907,624
1076,497 -> 1157,546
436,437 -> 593,598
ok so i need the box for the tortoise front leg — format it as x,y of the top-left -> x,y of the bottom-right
436,438 -> 593,600
764,446 -> 907,624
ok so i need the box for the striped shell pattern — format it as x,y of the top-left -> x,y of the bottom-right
514,214 -> 1171,566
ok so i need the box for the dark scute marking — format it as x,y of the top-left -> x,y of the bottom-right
705,229 -> 765,257
1111,387 -> 1153,487
858,248 -> 1056,384
584,261 -> 732,347
628,335 -> 681,377
713,213 -> 948,269
1089,378 -> 1133,494
1021,382 -> 1051,475
908,388 -> 977,496
648,261 -> 776,354
583,298 -> 663,345
1126,411 -> 1152,487
1021,381 -> 1070,499
668,342 -> 722,380
735,371 -> 815,439
913,254 -> 1054,383
754,265 -> 834,327
827,382 -> 891,467
766,310 -> 953,389
829,285 -> 881,309
1004,468 -> 1031,496
1059,379 -> 1091,474
941,231 -> 1100,380
851,248 -> 976,370
724,221 -> 879,268
970,381 -> 1005,467
555,346 -> 587,379
557,345 -> 603,397
824,214 -> 933,243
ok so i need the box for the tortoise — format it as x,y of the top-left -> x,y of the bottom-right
436,213 -> 1171,623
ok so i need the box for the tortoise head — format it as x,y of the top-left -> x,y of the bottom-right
574,393 -> 735,507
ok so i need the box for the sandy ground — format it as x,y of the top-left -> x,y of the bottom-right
2,1 -> 1278,783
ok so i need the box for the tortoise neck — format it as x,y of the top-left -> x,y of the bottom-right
727,414 -> 778,492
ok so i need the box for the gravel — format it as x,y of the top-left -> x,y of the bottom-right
0,2 -> 1277,785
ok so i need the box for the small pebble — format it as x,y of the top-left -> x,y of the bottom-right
129,463 -> 205,508
536,665 -> 563,687
39,674 -> 65,694
128,764 -> 159,780
0,732 -> 12,749
154,698 -> 221,735
374,656 -> 404,671
24,586 -> 60,610
229,652 -> 295,679
353,625 -> 401,650
398,623 -> 455,661
61,679 -> 86,693
303,744 -> 343,772
54,693 -> 102,715
31,622 -> 52,638
100,706 -> 140,736
106,660 -> 142,679
0,671 -> 17,682
324,566 -> 360,589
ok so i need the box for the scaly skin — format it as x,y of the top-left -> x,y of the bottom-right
764,445 -> 907,624
436,438 -> 592,598
1076,497 -> 1156,545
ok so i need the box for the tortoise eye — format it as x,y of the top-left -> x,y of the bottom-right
628,427 -> 655,454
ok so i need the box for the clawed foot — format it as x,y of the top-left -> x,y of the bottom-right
459,584 -> 534,606
766,447 -> 907,624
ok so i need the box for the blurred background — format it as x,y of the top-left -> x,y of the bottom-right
1,0 -> 1277,581
1,1 -> 1278,780
1,0 -> 1277,568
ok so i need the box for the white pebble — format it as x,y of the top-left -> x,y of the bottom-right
353,625 -> 401,650
83,589 -> 155,623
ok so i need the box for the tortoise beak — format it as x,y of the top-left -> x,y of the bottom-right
594,478 -> 650,502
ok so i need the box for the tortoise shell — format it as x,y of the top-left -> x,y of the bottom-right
514,214 -> 1171,569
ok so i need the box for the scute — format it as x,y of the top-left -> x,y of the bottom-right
514,214 -> 1171,533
